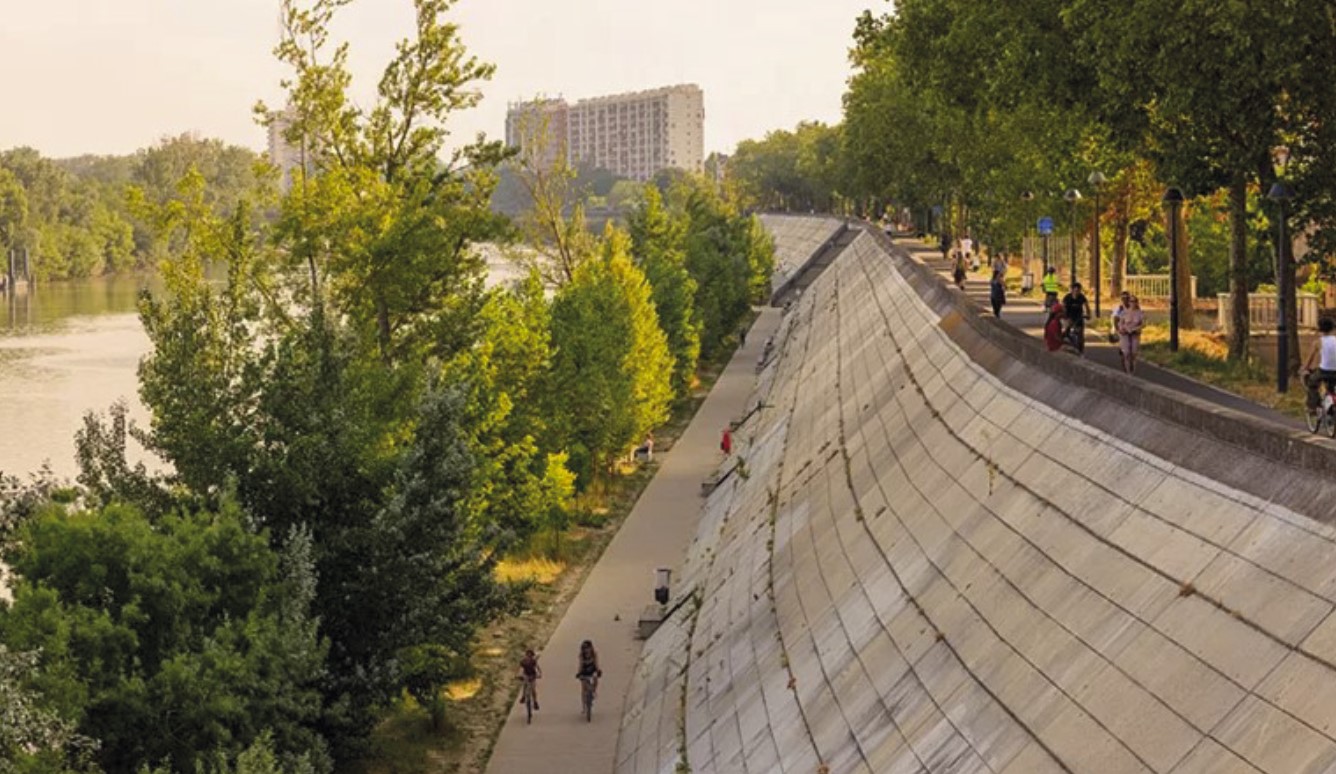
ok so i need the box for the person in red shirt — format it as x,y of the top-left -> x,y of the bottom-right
1044,304 -> 1065,352
720,427 -> 732,455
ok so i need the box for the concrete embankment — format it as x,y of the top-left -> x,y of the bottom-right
616,220 -> 1336,774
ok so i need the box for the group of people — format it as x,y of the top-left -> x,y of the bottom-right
517,639 -> 601,715
1040,266 -> 1144,373
950,239 -> 1009,319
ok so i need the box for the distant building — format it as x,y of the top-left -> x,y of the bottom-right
505,97 -> 570,172
267,107 -> 311,192
506,84 -> 705,182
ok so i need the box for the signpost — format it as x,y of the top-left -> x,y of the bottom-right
1038,216 -> 1053,270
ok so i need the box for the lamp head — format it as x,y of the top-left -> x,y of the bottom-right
1087,171 -> 1107,187
1020,191 -> 1035,201
1162,188 -> 1185,209
1063,188 -> 1082,203
1267,183 -> 1294,202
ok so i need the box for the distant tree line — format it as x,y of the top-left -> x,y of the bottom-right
0,137 -> 264,280
0,0 -> 772,771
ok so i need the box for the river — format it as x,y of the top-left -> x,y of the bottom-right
0,278 -> 156,481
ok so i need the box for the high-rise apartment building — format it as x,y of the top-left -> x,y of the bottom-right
267,107 -> 312,192
505,84 -> 705,181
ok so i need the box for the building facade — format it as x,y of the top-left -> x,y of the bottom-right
267,107 -> 310,193
506,84 -> 704,181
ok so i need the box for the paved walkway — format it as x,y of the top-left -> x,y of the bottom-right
899,240 -> 1298,429
486,308 -> 782,774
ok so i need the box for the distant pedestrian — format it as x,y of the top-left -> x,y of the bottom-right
738,324 -> 748,347
991,253 -> 1008,282
1118,295 -> 1145,373
1110,291 -> 1131,344
952,251 -> 967,289
989,271 -> 1006,318
720,427 -> 733,456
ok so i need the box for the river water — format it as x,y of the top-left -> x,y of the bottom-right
0,279 -> 156,481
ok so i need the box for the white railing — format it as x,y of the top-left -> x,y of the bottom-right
1124,275 -> 1198,300
1217,292 -> 1322,334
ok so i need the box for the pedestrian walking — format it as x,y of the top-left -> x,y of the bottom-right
991,252 -> 1008,281
1118,295 -> 1145,373
952,251 -> 967,289
720,427 -> 733,456
989,270 -> 1006,318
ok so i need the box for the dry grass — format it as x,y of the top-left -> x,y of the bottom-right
494,556 -> 565,585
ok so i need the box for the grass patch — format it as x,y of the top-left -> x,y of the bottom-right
1138,325 -> 1307,418
494,556 -> 565,585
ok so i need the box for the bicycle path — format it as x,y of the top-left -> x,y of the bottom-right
486,308 -> 782,774
897,240 -> 1298,429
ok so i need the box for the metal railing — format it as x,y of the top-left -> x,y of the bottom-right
1217,292 -> 1322,334
1124,275 -> 1198,300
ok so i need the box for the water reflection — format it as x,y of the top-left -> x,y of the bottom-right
0,278 -> 158,479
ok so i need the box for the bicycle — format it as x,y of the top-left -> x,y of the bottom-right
520,675 -> 537,724
579,673 -> 597,722
1305,374 -> 1336,437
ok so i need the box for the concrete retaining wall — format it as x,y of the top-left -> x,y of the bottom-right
616,224 -> 1336,774
760,214 -> 847,301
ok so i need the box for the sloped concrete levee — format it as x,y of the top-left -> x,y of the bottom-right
616,220 -> 1336,774
761,214 -> 848,303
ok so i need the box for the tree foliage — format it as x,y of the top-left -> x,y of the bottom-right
0,504 -> 329,773
547,227 -> 674,485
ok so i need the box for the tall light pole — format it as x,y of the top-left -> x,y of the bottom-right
1064,188 -> 1082,286
1088,172 -> 1107,317
1163,188 -> 1184,353
1268,182 -> 1294,394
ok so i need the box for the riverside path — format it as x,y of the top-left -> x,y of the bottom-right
485,308 -> 782,774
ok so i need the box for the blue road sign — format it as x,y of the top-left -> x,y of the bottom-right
1037,216 -> 1054,236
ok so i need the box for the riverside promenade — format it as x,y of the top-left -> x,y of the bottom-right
486,308 -> 782,774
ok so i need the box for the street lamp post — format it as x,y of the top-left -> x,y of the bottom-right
1064,188 -> 1082,286
1269,182 -> 1294,394
1163,188 -> 1184,353
1088,172 -> 1107,317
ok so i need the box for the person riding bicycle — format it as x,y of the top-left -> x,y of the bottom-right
1303,317 -> 1336,409
1041,266 -> 1060,312
517,648 -> 542,710
577,639 -> 602,697
1061,283 -> 1091,353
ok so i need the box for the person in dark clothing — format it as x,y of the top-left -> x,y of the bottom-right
988,270 -> 1006,318
1061,283 -> 1091,354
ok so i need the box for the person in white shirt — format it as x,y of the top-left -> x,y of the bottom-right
1304,317 -> 1336,400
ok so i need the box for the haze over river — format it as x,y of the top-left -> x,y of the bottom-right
0,278 -> 156,480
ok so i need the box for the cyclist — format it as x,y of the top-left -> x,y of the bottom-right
1041,266 -> 1060,312
577,639 -> 602,699
1061,282 -> 1091,354
517,648 -> 541,711
1304,317 -> 1336,409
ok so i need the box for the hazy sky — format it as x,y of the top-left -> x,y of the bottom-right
0,0 -> 888,159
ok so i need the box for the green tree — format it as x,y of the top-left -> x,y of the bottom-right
0,504 -> 329,773
124,0 -> 525,755
628,185 -> 701,395
547,227 -> 673,486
